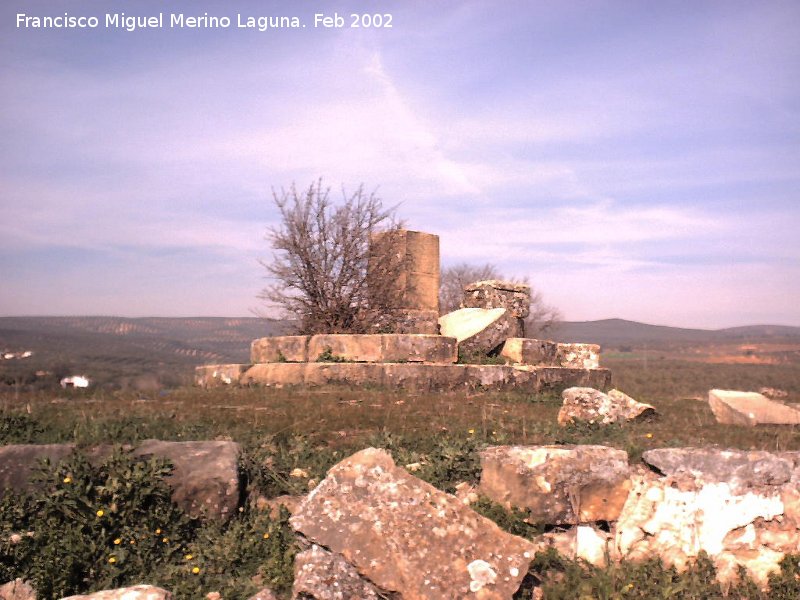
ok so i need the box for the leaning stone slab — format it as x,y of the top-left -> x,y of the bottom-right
194,364 -> 250,387
500,338 -> 558,365
556,343 -> 600,368
615,448 -> 800,586
439,307 -> 522,356
133,440 -> 241,521
708,389 -> 800,426
60,585 -> 171,600
293,544 -> 384,600
250,336 -> 309,363
290,448 -> 536,599
0,444 -> 74,494
463,280 -> 531,319
479,445 -> 631,524
0,579 -> 36,600
558,387 -> 656,426
241,363 -> 306,387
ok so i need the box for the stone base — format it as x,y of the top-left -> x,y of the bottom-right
307,334 -> 457,364
200,362 -> 611,392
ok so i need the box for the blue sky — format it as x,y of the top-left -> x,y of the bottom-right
1,0 -> 798,328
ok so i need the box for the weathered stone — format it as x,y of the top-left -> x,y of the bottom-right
558,387 -> 656,426
308,334 -> 384,363
133,440 -> 241,521
500,338 -> 558,366
556,343 -> 600,369
303,363 -> 385,386
60,586 -> 171,600
759,387 -> 789,400
372,229 -> 440,312
381,334 -> 457,363
194,364 -> 249,387
537,368 -> 612,393
246,588 -> 279,600
293,544 -> 385,599
0,444 -> 74,494
371,309 -> 440,335
479,445 -> 631,524
241,363 -> 306,387
0,579 -> 36,600
539,525 -> 611,567
290,448 -> 536,599
463,365 -> 513,390
251,494 -> 303,518
382,363 -> 466,391
462,280 -> 531,319
615,448 -> 800,586
439,308 -> 523,356
250,336 -> 309,363
708,389 -> 800,426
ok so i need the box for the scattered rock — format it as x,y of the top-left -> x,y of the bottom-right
60,585 -> 171,600
290,448 -> 536,599
708,389 -> 800,426
479,445 -> 631,524
462,280 -> 531,319
133,440 -> 241,521
558,387 -> 656,426
293,544 -> 386,599
439,307 -> 523,356
0,579 -> 36,600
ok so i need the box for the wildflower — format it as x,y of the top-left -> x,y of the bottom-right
185,554 -> 193,560
192,566 -> 201,574
162,537 -> 169,543
130,539 -> 136,545
63,476 -> 72,484
108,556 -> 117,564
113,538 -> 121,545
96,509 -> 105,517
645,433 -> 653,439
263,532 -> 270,539
468,429 -> 475,435
155,528 -> 162,534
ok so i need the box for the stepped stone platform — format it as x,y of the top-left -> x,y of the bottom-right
197,334 -> 611,392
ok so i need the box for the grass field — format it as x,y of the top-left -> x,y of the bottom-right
2,357 -> 800,598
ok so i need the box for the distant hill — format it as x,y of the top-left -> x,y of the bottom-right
2,316 -> 798,389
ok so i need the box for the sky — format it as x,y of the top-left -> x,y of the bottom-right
1,0 -> 799,328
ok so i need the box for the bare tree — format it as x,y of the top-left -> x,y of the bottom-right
260,180 -> 406,334
439,262 -> 562,337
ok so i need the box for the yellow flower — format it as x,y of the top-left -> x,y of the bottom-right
155,528 -> 162,535
113,538 -> 121,545
185,554 -> 193,560
263,533 -> 270,539
645,433 -> 653,439
162,537 -> 169,543
108,556 -> 117,564
467,429 -> 475,435
192,566 -> 200,574
63,476 -> 72,484
130,539 -> 136,545
96,509 -> 104,517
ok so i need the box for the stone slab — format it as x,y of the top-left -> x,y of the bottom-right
303,363 -> 386,387
241,363 -> 306,387
556,343 -> 600,369
250,335 -> 309,363
306,334 -> 456,363
308,334 -> 384,363
501,338 -> 559,365
194,364 -> 250,387
708,389 -> 800,426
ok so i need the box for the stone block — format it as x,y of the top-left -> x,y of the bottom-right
556,343 -> 600,368
290,448 -> 536,599
383,363 -> 466,391
537,367 -> 612,393
463,280 -> 531,319
303,363 -> 385,386
308,334 -> 383,363
250,336 -> 309,363
371,309 -> 440,334
133,440 -> 241,521
558,387 -> 656,426
708,389 -> 800,426
439,307 -> 523,356
463,365 -> 513,390
381,334 -> 457,363
194,364 -> 249,387
501,338 -> 559,365
240,363 -> 305,387
479,445 -> 631,524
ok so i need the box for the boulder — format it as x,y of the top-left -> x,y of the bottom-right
0,579 -> 36,600
558,388 -> 656,426
462,280 -> 531,319
615,448 -> 800,586
479,445 -> 631,524
500,338 -> 558,366
439,308 -> 522,356
133,440 -> 241,521
250,336 -> 310,363
290,448 -> 536,599
555,343 -> 600,369
708,389 -> 800,426
293,545 -> 385,599
194,364 -> 250,387
60,586 -> 171,600
0,444 -> 74,494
